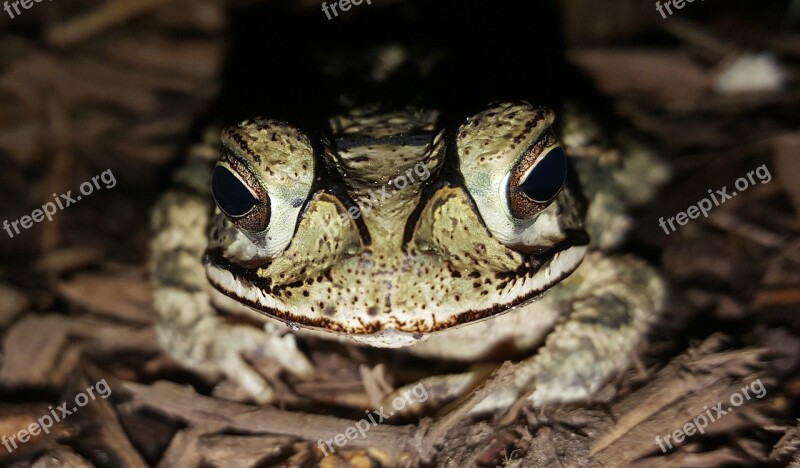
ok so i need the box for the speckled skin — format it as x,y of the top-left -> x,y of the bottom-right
150,102 -> 669,408
204,104 -> 588,347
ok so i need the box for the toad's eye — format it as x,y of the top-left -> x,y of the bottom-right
212,164 -> 270,232
213,166 -> 259,217
517,147 -> 567,203
507,131 -> 568,219
455,103 -> 584,251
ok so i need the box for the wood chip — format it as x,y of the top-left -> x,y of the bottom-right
773,133 -> 800,216
31,445 -> 94,468
592,335 -> 769,465
0,315 -> 72,388
0,284 -> 29,329
67,372 -> 148,468
123,380 -> 420,461
198,433 -> 295,467
46,0 -> 178,47
56,272 -> 154,325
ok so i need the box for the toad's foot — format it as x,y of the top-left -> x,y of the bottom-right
151,188 -> 313,404
388,253 -> 665,417
155,295 -> 314,404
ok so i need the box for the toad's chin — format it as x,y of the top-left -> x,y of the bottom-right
205,243 -> 588,348
346,244 -> 588,348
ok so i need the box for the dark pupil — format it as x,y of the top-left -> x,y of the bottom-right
518,147 -> 568,203
212,166 -> 259,217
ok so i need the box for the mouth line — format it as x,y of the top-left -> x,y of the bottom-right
203,242 -> 588,337
203,226 -> 589,297
522,228 -> 591,257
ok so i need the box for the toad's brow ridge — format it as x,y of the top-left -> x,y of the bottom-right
333,132 -> 436,150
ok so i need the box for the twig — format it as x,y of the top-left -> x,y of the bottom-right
46,0 -> 177,47
122,380 -> 419,458
591,335 -> 768,465
415,361 -> 521,463
661,17 -> 739,61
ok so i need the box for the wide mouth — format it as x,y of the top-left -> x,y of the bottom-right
203,240 -> 588,347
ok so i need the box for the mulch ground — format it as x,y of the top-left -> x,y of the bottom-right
0,0 -> 799,466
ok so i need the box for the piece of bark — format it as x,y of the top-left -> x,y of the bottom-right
416,361 -> 517,463
772,422 -> 800,466
31,446 -> 94,468
523,424 -> 593,468
360,364 -> 391,402
0,315 -> 72,388
123,380 -> 420,461
67,372 -> 147,468
661,17 -> 738,62
156,428 -> 203,468
591,335 -> 769,465
67,316 -> 160,357
56,272 -> 154,325
568,49 -> 711,106
1,311 -> 160,389
631,446 -> 752,468
0,403 -> 75,461
94,35 -> 227,79
45,0 -> 180,47
35,246 -> 106,278
559,0 -> 657,46
0,284 -> 29,329
198,433 -> 295,467
773,133 -> 800,216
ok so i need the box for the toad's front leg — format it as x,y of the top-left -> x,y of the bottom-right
150,160 -> 313,404
390,252 -> 665,416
